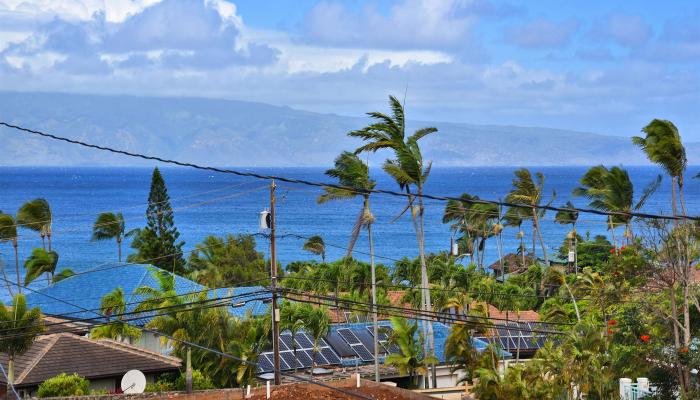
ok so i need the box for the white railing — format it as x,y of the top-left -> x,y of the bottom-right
620,378 -> 654,399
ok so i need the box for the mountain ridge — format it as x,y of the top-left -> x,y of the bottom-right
1,91 -> 697,167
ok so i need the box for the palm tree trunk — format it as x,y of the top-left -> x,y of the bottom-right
47,225 -> 52,252
533,210 -> 548,264
40,228 -> 46,251
8,356 -> 15,398
563,280 -> 581,322
671,177 -> 678,218
678,176 -> 687,218
186,347 -> 193,393
117,237 -> 122,262
608,216 -> 617,251
13,240 -> 20,294
418,193 -> 437,389
367,207 -> 380,383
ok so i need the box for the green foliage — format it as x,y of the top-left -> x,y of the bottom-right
52,268 -> 75,283
145,378 -> 176,393
24,248 -> 59,285
37,373 -> 89,398
0,294 -> 45,385
90,287 -> 142,341
302,235 -> 326,262
17,198 -> 52,250
92,212 -> 126,261
444,323 -> 478,385
175,370 -> 215,391
128,167 -> 187,275
188,234 -> 267,287
558,234 -> 612,271
384,317 -> 438,388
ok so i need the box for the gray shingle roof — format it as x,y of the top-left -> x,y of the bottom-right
0,333 -> 180,386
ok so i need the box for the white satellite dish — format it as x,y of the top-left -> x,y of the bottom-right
121,369 -> 147,394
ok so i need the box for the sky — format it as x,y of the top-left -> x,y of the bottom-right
0,0 -> 698,139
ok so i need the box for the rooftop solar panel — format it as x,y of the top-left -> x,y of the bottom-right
280,334 -> 294,350
325,332 -> 355,357
257,354 -> 274,372
281,351 -> 302,369
338,328 -> 362,344
295,349 -> 314,367
321,347 -> 341,364
295,332 -> 314,349
352,344 -> 374,361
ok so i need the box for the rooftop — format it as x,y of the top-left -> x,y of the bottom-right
24,264 -> 269,323
0,333 -> 180,387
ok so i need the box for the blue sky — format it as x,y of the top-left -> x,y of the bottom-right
0,0 -> 698,139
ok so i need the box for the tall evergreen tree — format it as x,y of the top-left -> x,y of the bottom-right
128,167 -> 187,275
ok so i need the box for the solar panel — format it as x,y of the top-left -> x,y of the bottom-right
281,351 -> 303,369
295,332 -> 314,349
257,354 -> 274,372
321,347 -> 341,364
338,328 -> 362,344
352,344 -> 374,361
280,335 -> 295,350
295,350 -> 314,367
312,349 -> 329,365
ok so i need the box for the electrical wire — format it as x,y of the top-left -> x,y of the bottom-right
1,121 -> 694,222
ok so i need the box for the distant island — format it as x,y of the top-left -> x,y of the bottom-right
1,91 -> 698,167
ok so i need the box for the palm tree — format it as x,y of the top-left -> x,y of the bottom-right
302,235 -> 326,262
0,213 -> 19,295
52,269 -> 75,283
24,248 -> 59,285
303,307 -> 331,373
133,268 -> 183,313
91,287 -> 142,342
17,198 -> 52,251
348,97 -> 438,385
228,317 -> 270,387
92,212 -> 126,262
633,119 -> 687,216
0,294 -> 44,389
505,169 -> 555,264
555,201 -> 579,274
385,317 -> 438,388
146,291 -> 209,394
504,207 -> 527,267
573,165 -> 660,247
444,319 -> 479,388
317,150 -> 380,380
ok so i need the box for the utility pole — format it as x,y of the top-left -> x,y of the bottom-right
270,180 -> 281,385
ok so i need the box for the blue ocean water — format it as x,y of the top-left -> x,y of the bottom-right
0,166 -> 698,301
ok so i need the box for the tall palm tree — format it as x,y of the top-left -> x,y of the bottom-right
302,235 -> 326,262
505,169 -> 555,264
133,268 -> 183,312
0,213 -> 19,295
91,287 -> 142,342
0,294 -> 44,389
92,212 -> 126,262
633,119 -> 687,216
228,317 -> 269,387
385,317 -> 438,388
24,248 -> 59,285
349,96 -> 438,387
17,199 -> 52,251
317,150 -> 381,380
573,165 -> 660,247
555,201 -> 579,274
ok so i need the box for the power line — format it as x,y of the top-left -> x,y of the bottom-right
0,275 -> 371,399
2,121 -> 694,222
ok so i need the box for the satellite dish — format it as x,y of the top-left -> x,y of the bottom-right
121,370 -> 147,394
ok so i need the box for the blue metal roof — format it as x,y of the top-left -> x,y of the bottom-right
24,264 -> 270,324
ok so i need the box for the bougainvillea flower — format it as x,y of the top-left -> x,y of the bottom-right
640,335 -> 650,342
608,319 -> 617,326
608,328 -> 614,335
610,248 -> 615,254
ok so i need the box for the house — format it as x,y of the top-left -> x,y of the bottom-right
489,253 -> 535,276
0,333 -> 180,398
23,264 -> 270,353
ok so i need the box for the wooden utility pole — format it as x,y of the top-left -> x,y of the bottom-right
270,180 -> 281,385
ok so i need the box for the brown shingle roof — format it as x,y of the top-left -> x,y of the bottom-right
0,333 -> 180,386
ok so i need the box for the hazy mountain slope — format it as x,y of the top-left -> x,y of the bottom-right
0,91 -> 696,166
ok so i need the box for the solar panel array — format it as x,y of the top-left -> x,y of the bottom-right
475,321 -> 552,353
338,328 -> 374,361
257,332 -> 342,373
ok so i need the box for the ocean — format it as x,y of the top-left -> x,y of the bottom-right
1,166 -> 698,301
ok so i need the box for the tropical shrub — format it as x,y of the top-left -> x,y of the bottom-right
175,370 -> 215,391
37,373 -> 90,397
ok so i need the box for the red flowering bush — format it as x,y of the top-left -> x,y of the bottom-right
679,347 -> 689,353
640,335 -> 650,342
608,319 -> 617,326
608,328 -> 615,335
